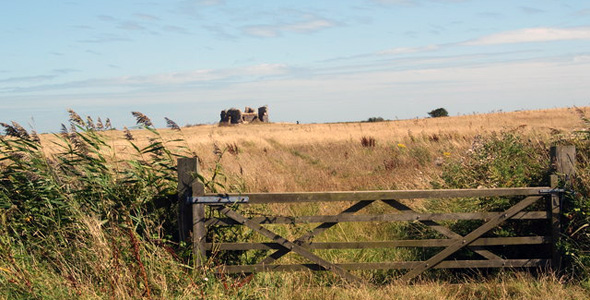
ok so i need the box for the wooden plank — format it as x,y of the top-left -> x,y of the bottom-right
215,206 -> 365,284
382,200 -> 502,261
400,196 -> 542,282
201,187 -> 550,204
205,236 -> 551,250
192,181 -> 206,266
258,200 -> 375,265
205,211 -> 548,226
177,157 -> 198,242
218,259 -> 550,273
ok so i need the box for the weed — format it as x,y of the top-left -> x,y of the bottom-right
361,136 -> 376,147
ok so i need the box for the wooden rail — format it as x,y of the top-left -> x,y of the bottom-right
176,145 -> 575,284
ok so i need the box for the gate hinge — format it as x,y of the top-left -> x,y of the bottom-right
189,195 -> 249,204
539,189 -> 565,194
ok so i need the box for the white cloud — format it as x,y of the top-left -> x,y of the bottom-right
242,26 -> 279,38
284,19 -> 333,33
197,0 -> 224,5
378,44 -> 439,55
464,27 -> 590,45
0,63 -> 291,94
370,0 -> 417,5
242,15 -> 335,38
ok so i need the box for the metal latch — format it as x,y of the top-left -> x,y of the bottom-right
190,195 -> 249,204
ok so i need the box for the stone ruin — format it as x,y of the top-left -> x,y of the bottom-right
220,106 -> 269,124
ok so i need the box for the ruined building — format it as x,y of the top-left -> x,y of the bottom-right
220,106 -> 269,124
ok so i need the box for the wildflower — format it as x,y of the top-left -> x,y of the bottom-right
397,143 -> 406,149
443,152 -> 451,157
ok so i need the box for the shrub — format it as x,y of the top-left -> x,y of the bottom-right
428,108 -> 449,118
438,133 -> 549,191
361,136 -> 376,147
365,117 -> 385,122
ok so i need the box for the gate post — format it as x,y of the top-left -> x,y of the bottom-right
177,157 -> 207,266
192,179 -> 207,266
549,145 -> 576,270
177,157 -> 198,243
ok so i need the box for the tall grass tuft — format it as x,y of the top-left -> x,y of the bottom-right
0,110 -> 194,298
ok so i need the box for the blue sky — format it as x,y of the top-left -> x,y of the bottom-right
1,0 -> 589,132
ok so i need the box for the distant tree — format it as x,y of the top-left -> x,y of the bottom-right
365,117 -> 385,122
428,108 -> 449,118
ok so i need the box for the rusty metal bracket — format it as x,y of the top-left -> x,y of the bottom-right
190,195 -> 249,204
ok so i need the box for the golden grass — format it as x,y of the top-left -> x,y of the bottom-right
13,106 -> 590,299
36,106 -> 589,194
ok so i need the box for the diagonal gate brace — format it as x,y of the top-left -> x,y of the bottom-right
258,200 -> 375,265
215,206 -> 365,284
401,196 -> 542,282
382,199 -> 503,260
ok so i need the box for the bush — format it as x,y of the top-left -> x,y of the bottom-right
365,117 -> 385,122
428,108 -> 449,118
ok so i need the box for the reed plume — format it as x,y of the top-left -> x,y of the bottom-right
164,117 -> 180,131
68,109 -> 85,127
0,121 -> 30,139
131,111 -> 153,127
123,126 -> 134,141
96,117 -> 104,130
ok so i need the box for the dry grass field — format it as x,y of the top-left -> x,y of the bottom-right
41,106 -> 588,193
5,106 -> 588,299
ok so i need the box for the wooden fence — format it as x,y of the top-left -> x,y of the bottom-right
177,146 -> 575,283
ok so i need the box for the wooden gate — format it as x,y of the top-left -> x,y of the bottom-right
176,146 -> 574,284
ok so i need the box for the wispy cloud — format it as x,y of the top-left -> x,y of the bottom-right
52,69 -> 79,74
371,0 -> 416,5
520,6 -> 545,14
242,14 -> 336,38
78,34 -> 132,43
377,45 -> 440,55
134,13 -> 160,21
464,27 -> 590,45
162,25 -> 190,34
97,15 -> 117,22
197,0 -> 224,6
574,9 -> 590,16
369,0 -> 468,6
0,63 -> 290,94
0,75 -> 56,84
477,12 -> 503,19
117,21 -> 147,31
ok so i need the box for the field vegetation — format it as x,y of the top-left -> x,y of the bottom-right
2,107 -> 590,299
